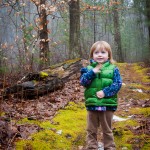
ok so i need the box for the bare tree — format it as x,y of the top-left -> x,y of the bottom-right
32,0 -> 50,70
112,0 -> 123,62
69,0 -> 81,59
146,0 -> 150,50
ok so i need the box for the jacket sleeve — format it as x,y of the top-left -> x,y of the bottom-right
80,67 -> 96,87
102,67 -> 122,97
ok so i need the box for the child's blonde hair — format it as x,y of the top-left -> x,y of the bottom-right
90,41 -> 115,64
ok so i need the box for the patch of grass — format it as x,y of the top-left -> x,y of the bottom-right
15,102 -> 87,150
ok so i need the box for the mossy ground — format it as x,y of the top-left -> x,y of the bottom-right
114,62 -> 150,149
14,62 -> 150,150
15,102 -> 87,150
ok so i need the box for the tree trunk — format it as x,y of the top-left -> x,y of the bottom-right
113,0 -> 124,62
93,8 -> 96,43
69,0 -> 81,59
3,58 -> 82,98
39,0 -> 50,70
146,0 -> 150,50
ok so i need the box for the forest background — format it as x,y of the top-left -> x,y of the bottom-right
0,0 -> 150,76
0,0 -> 150,149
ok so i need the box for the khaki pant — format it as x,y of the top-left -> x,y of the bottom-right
86,110 -> 116,150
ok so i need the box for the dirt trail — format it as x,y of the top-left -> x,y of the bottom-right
117,63 -> 150,114
113,63 -> 150,150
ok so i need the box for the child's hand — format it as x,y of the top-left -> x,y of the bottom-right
93,64 -> 102,73
81,59 -> 89,67
96,90 -> 105,98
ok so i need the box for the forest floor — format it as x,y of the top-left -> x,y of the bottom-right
0,62 -> 150,150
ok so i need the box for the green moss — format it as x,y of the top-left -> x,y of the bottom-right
15,102 -> 87,150
116,62 -> 128,68
41,58 -> 82,77
128,83 -> 150,91
130,107 -> 150,117
49,58 -> 81,69
131,92 -> 149,99
0,111 -> 5,116
132,63 -> 142,70
40,102 -> 87,146
114,129 -> 133,149
39,71 -> 49,78
114,131 -> 148,150
133,65 -> 148,74
132,64 -> 150,83
114,63 -> 150,150
16,138 -> 52,150
113,119 -> 139,129
113,119 -> 139,149
31,130 -> 71,149
113,107 -> 150,149
142,138 -> 150,150
17,118 -> 41,125
141,76 -> 150,83
63,58 -> 81,65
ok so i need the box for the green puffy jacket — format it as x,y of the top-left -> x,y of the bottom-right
84,61 -> 118,107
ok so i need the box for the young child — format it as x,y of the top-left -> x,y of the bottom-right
80,41 -> 122,150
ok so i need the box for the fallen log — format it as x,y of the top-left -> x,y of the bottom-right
3,58 -> 83,98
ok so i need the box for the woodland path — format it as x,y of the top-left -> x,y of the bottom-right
0,62 -> 150,149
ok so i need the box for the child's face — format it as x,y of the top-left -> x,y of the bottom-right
93,48 -> 109,64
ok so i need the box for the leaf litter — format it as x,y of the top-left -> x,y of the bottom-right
0,62 -> 150,149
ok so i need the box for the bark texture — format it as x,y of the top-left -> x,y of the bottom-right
69,0 -> 81,59
39,0 -> 50,70
113,0 -> 123,62
3,58 -> 82,98
146,0 -> 150,50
